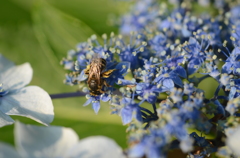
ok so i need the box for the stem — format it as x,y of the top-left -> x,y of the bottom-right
217,96 -> 229,100
143,117 -> 158,123
50,91 -> 86,99
213,85 -> 222,99
152,103 -> 157,115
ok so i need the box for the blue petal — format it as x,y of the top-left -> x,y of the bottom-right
226,103 -> 235,115
233,62 -> 240,75
121,97 -> 131,105
115,62 -> 130,76
162,78 -> 174,89
135,108 -> 143,122
128,143 -> 145,158
117,78 -> 136,86
92,101 -> 100,114
188,59 -> 201,75
101,93 -> 110,102
148,146 -> 162,158
83,98 -> 93,106
222,62 -> 233,74
235,54 -> 240,61
229,87 -> 236,100
189,37 -> 200,48
147,95 -> 157,104
231,47 -> 240,55
182,28 -> 191,37
153,75 -> 163,83
121,106 -> 133,125
78,69 -> 88,81
171,75 -> 183,87
174,66 -> 187,78
214,100 -> 225,116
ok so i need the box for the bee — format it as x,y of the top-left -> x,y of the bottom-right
84,57 -> 115,96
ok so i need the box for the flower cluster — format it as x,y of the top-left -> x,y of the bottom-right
60,0 -> 240,157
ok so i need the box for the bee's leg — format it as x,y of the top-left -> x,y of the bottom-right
99,89 -> 105,94
101,69 -> 116,78
103,80 -> 111,87
84,65 -> 90,75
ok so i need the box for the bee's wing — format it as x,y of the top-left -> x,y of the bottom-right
102,69 -> 116,78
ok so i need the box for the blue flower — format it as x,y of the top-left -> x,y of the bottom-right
182,37 -> 208,75
136,82 -> 162,104
227,79 -> 240,100
148,33 -> 171,59
164,56 -> 186,78
61,42 -> 89,71
120,0 -> 160,34
83,93 -> 111,114
120,98 -> 142,125
128,131 -> 167,158
153,67 -> 183,89
158,8 -> 186,40
229,5 -> 240,24
231,24 -> 240,47
115,34 -> 149,71
226,98 -> 240,115
222,47 -> 240,75
0,54 -> 54,127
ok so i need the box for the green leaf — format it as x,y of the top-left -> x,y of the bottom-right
32,1 -> 96,65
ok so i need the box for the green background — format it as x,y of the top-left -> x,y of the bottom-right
0,0 -> 129,148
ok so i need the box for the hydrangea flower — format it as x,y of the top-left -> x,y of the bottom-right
120,98 -> 143,125
222,47 -> 240,76
182,37 -> 208,75
120,0 -> 160,34
0,54 -> 54,127
59,0 -> 240,157
0,121 -> 125,158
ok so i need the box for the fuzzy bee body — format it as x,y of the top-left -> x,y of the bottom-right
85,57 -> 115,96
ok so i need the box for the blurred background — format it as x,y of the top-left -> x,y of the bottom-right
0,0 -> 129,148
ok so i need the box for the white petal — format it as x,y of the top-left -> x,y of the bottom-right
227,126 -> 240,156
66,136 -> 126,158
0,110 -> 15,127
1,86 -> 54,125
15,121 -> 79,158
0,54 -> 14,73
0,142 -> 20,158
1,63 -> 32,91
